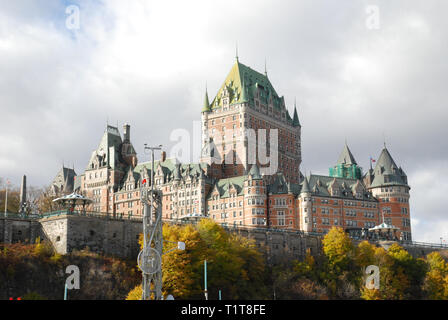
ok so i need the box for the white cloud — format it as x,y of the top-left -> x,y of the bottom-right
0,1 -> 447,242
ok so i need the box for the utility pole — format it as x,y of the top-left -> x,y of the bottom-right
139,144 -> 163,300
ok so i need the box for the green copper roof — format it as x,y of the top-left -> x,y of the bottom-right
207,176 -> 246,199
307,174 -> 376,201
202,89 -> 211,112
210,60 -> 283,110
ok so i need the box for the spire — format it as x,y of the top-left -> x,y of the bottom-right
248,163 -> 261,179
202,85 -> 211,112
300,176 -> 311,194
292,98 -> 300,127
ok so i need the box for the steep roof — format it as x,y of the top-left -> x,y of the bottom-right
248,164 -> 262,179
51,166 -> 77,194
307,174 -> 377,201
337,144 -> 357,166
300,176 -> 311,194
210,60 -> 286,112
86,125 -> 123,170
369,147 -> 408,188
202,88 -> 211,112
207,176 -> 246,199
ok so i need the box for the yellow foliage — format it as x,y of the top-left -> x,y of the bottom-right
126,285 -> 142,300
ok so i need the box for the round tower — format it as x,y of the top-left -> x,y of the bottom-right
367,147 -> 411,241
299,177 -> 313,232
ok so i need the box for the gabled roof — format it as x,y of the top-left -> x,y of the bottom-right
337,144 -> 357,166
51,166 -> 77,194
307,174 -> 376,201
269,173 -> 289,194
207,176 -> 246,199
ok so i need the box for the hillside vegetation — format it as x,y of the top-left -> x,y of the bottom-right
0,240 -> 140,300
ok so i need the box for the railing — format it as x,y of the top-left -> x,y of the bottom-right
400,241 -> 448,249
40,209 -> 143,222
0,212 -> 40,220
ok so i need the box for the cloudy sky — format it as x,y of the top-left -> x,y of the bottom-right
0,0 -> 447,243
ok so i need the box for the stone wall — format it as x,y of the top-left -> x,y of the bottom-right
0,217 -> 42,244
39,215 -> 142,259
1,216 -> 444,263
229,227 -> 322,264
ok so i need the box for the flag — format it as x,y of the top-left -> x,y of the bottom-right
370,157 -> 376,163
142,179 -> 147,185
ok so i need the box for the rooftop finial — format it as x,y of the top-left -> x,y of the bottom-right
235,42 -> 239,62
264,58 -> 267,76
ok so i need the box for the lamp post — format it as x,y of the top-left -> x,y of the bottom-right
141,144 -> 162,300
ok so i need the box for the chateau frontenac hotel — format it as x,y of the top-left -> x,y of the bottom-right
51,58 -> 412,241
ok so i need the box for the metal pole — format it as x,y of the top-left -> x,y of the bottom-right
151,150 -> 154,224
219,290 -> 221,300
204,260 -> 208,300
4,180 -> 8,217
64,283 -> 68,300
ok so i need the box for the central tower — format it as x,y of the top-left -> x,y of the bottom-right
200,58 -> 302,183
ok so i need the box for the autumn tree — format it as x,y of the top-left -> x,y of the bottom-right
360,244 -> 427,300
423,251 -> 448,299
127,219 -> 268,300
321,227 -> 359,298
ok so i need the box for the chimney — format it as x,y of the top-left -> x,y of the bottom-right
161,151 -> 166,162
123,123 -> 130,142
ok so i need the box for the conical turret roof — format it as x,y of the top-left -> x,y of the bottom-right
337,143 -> 357,165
